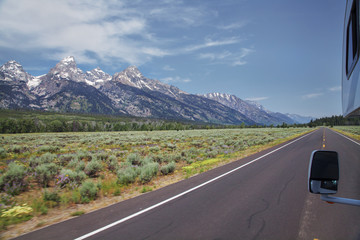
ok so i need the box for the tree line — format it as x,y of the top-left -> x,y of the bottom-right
0,118 -> 196,133
308,115 -> 360,127
0,110 -> 358,134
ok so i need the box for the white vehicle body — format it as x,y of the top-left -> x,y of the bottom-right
308,0 -> 360,207
343,0 -> 360,117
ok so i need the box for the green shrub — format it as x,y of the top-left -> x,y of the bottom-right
31,199 -> 48,215
149,146 -> 160,153
0,193 -> 13,205
141,186 -> 153,193
34,163 -> 59,187
126,153 -> 141,165
9,145 -> 22,154
207,150 -> 218,158
79,180 -> 98,202
68,158 -> 86,172
117,167 -> 138,185
71,190 -> 81,204
84,159 -> 103,177
59,154 -> 75,166
29,156 -> 39,168
160,162 -> 176,175
76,150 -> 92,161
71,210 -> 85,216
188,147 -> 198,156
38,145 -> 60,153
43,190 -> 61,206
113,187 -> 121,196
0,147 -> 7,159
75,160 -> 86,172
166,143 -> 176,150
58,169 -> 87,188
139,162 -> 159,183
168,153 -> 182,163
67,158 -> 79,169
0,162 -> 27,195
140,156 -> 153,166
96,152 -> 108,161
29,153 -> 57,168
151,154 -> 164,163
107,155 -> 119,172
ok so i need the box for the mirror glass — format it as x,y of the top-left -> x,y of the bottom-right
308,150 -> 339,194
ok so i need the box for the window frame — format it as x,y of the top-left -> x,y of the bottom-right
346,0 -> 360,79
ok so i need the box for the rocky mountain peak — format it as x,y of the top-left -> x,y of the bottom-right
0,56 -> 310,125
124,65 -> 141,74
122,66 -> 144,81
60,56 -> 76,65
89,67 -> 109,77
2,60 -> 22,69
56,56 -> 78,70
113,66 -> 148,89
0,60 -> 33,82
48,56 -> 85,82
85,67 -> 112,87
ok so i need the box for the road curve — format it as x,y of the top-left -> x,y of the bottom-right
14,128 -> 360,240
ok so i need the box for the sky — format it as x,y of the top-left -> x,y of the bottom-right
0,0 -> 346,118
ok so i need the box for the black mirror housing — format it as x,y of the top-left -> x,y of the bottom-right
308,150 -> 339,194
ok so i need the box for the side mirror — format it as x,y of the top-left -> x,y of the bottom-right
308,150 -> 339,194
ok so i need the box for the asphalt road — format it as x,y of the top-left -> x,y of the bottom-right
15,127 -> 360,240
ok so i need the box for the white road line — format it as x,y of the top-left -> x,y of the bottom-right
330,129 -> 360,146
74,131 -> 315,240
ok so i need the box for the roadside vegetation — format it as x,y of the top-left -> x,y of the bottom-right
333,126 -> 360,140
0,127 -> 313,232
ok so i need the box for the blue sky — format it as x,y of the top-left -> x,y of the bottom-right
0,0 -> 346,118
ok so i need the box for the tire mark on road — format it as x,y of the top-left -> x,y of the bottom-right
248,199 -> 269,239
277,174 -> 296,205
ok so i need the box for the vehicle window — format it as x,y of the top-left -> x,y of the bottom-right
346,1 -> 359,77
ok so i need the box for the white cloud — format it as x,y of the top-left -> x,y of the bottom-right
199,51 -> 232,61
0,0 -> 189,66
0,0 -> 251,68
218,21 -> 249,30
163,65 -> 175,71
148,4 -> 208,27
185,37 -> 241,52
198,48 -> 254,66
161,76 -> 191,83
302,93 -> 324,99
329,86 -> 341,92
245,97 -> 269,102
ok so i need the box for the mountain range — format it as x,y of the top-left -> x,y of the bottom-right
0,56 -> 312,125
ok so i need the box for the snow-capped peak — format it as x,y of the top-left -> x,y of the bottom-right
85,67 -> 112,87
124,66 -> 143,79
49,56 -> 85,82
0,60 -> 34,83
61,56 -> 76,65
93,67 -> 103,73
1,60 -> 24,72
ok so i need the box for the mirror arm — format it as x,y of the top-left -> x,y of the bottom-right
321,194 -> 360,207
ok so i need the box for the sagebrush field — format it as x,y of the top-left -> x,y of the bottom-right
0,127 -> 317,231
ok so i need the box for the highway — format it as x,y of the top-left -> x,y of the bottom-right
15,128 -> 360,240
